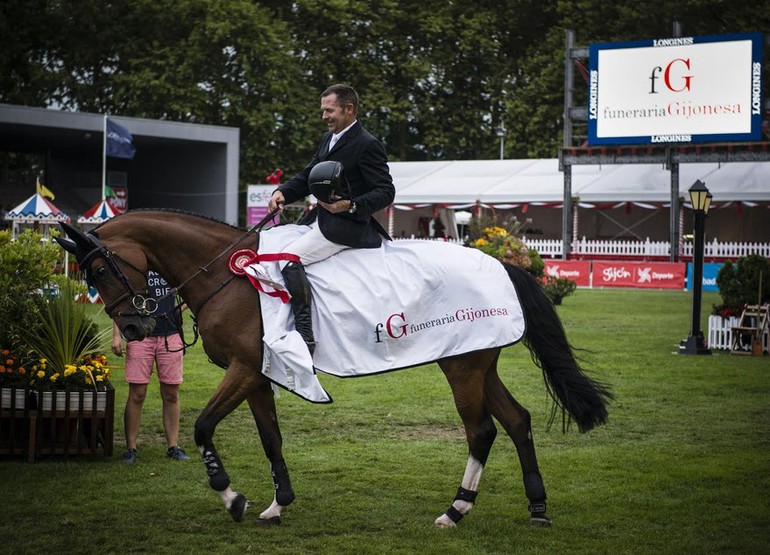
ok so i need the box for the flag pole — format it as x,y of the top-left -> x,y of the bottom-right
102,114 -> 107,201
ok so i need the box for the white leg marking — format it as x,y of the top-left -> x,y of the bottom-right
219,487 -> 238,509
434,514 -> 457,528
434,455 -> 484,528
259,496 -> 284,520
461,455 -> 484,492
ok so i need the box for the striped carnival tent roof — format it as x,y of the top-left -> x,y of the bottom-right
6,193 -> 70,223
77,199 -> 121,224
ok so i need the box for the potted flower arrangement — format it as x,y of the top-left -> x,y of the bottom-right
1,229 -> 115,459
0,350 -> 34,409
468,219 -> 576,305
29,353 -> 112,412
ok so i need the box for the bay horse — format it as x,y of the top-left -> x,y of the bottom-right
56,210 -> 611,528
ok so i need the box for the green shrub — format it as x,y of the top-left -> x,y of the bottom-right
713,254 -> 770,316
23,280 -> 109,381
542,276 -> 577,305
0,228 -> 87,355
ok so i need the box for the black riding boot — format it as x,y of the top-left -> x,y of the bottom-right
281,261 -> 316,356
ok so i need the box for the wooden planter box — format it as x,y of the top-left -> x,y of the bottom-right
0,387 -> 115,463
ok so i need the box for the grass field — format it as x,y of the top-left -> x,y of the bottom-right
1,288 -> 768,554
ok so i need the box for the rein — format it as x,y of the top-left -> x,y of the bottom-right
156,207 -> 279,312
85,208 -> 281,351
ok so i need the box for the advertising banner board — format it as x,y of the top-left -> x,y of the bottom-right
544,260 -> 591,287
686,262 -> 723,292
588,32 -> 763,145
247,185 -> 274,227
592,261 -> 686,289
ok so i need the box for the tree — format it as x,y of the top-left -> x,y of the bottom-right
1,0 -> 768,181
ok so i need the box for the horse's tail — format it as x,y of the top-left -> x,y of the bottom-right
503,262 -> 612,432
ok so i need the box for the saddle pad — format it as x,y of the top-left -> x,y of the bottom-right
256,225 -> 525,403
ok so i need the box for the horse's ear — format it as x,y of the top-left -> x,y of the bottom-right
53,235 -> 78,255
56,222 -> 93,257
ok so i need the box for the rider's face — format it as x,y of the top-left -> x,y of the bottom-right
321,93 -> 355,134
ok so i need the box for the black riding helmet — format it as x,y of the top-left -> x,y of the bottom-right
308,161 -> 350,203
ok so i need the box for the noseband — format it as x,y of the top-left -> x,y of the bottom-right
79,235 -> 157,319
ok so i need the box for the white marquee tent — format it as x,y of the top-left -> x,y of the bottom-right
390,159 -> 770,206
385,159 -> 770,242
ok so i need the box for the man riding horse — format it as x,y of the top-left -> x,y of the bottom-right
267,83 -> 395,355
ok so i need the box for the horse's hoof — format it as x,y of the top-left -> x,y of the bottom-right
228,493 -> 249,522
256,516 -> 282,526
528,515 -> 552,527
434,515 -> 457,528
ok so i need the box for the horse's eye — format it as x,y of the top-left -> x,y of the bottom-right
93,266 -> 107,279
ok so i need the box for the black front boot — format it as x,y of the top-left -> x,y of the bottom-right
281,261 -> 316,356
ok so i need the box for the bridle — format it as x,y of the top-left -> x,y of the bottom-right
78,234 -> 156,319
78,208 -> 281,340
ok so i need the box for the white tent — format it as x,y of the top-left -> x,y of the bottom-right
390,159 -> 770,206
386,159 -> 770,242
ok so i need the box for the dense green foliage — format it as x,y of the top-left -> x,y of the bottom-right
0,230 -> 63,352
22,281 -> 109,379
715,254 -> 770,313
2,1 -> 768,183
1,289 -> 768,553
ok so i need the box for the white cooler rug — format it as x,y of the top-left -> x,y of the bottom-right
249,225 -> 526,403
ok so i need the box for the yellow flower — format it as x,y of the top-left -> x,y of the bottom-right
50,373 -> 59,382
96,375 -> 104,382
64,366 -> 76,377
37,370 -> 46,379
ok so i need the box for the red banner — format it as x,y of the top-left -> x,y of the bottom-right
544,260 -> 591,286
591,261 -> 686,289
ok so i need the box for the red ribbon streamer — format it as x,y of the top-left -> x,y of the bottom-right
243,252 -> 300,304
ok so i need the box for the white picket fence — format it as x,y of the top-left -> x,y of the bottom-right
401,236 -> 770,260
522,237 -> 770,259
707,315 -> 769,353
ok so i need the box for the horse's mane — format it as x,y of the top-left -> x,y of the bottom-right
93,208 -> 243,233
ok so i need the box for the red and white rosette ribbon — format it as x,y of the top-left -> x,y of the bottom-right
227,249 -> 299,303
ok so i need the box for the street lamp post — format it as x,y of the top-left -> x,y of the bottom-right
495,120 -> 506,160
679,179 -> 713,355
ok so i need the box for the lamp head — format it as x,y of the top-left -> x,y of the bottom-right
688,180 -> 712,215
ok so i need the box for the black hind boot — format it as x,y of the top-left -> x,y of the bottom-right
281,261 -> 316,356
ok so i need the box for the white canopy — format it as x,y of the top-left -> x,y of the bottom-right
389,159 -> 770,206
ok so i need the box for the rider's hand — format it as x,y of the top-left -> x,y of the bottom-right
268,191 -> 286,213
318,195 -> 352,214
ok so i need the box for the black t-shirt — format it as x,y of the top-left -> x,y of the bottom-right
146,270 -> 182,337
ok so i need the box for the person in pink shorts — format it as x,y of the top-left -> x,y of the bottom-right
111,270 -> 190,463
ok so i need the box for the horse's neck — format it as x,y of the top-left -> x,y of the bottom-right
121,216 -> 246,311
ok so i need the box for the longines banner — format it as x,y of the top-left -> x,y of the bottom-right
588,32 -> 763,145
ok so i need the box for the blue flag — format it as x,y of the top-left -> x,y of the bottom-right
106,117 -> 136,159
